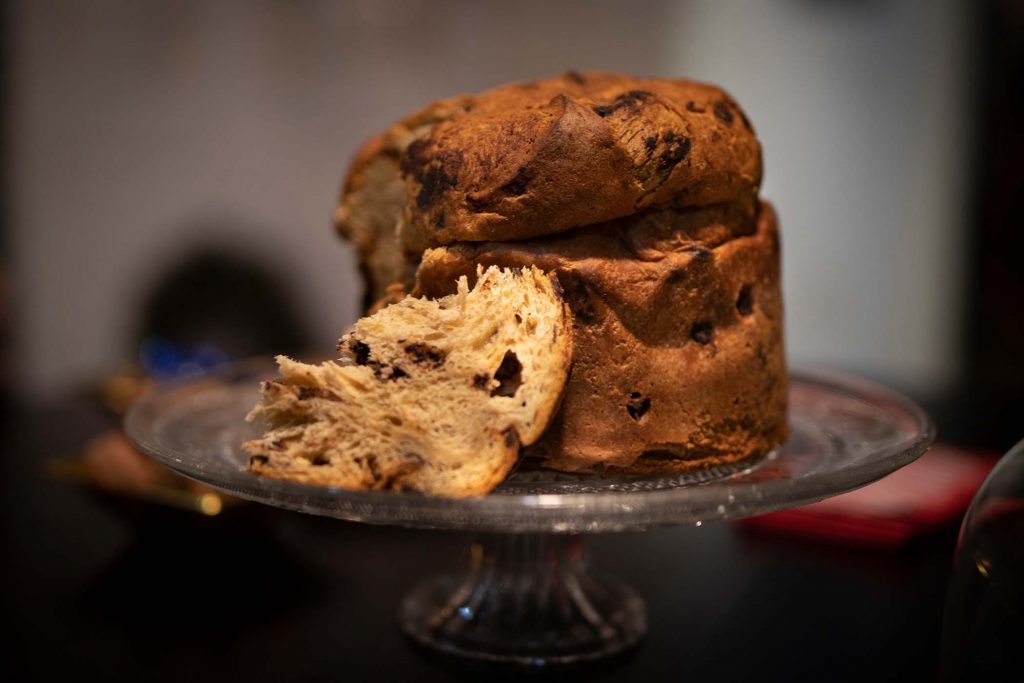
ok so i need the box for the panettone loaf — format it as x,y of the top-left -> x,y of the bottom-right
335,71 -> 787,476
244,266 -> 572,496
413,201 -> 786,472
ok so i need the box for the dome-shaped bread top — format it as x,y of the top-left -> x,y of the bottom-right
388,72 -> 762,248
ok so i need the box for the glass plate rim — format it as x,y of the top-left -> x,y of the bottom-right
125,362 -> 935,532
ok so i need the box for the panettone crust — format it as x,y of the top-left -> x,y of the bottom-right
412,201 -> 787,472
396,72 -> 762,251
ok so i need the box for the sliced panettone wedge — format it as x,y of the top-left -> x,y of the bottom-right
243,266 -> 572,497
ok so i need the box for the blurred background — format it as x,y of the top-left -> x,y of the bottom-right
4,0 -> 1021,443
6,0 -> 1019,423
1,1 -> 1022,681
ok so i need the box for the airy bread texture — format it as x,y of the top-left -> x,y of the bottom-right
243,266 -> 572,497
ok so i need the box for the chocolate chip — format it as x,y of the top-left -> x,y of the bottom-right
348,337 -> 410,382
473,373 -> 490,390
404,342 -> 447,368
686,100 -> 706,113
627,392 -> 651,421
400,138 -> 430,175
592,90 -> 653,117
249,455 -> 268,467
350,340 -> 371,366
417,164 -> 459,210
736,285 -> 754,316
402,140 -> 463,210
559,273 -> 598,324
310,454 -> 330,466
644,135 -> 658,153
713,100 -> 734,126
297,387 -> 316,400
657,131 -> 691,171
491,350 -> 523,397
691,322 -> 713,345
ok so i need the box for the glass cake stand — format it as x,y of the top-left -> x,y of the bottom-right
125,361 -> 934,666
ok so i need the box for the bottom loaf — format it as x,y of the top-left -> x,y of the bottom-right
412,200 -> 788,474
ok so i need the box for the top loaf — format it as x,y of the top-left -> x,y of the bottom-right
337,72 -> 763,297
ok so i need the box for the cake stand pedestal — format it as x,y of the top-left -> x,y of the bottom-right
399,533 -> 645,665
126,363 -> 933,666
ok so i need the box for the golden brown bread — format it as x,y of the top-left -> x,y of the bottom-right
413,201 -> 787,472
334,71 -> 786,478
336,72 -> 762,299
397,72 -> 761,251
244,266 -> 573,496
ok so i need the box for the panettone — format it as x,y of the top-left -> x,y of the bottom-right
335,72 -> 787,474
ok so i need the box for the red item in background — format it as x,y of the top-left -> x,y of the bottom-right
738,443 -> 998,550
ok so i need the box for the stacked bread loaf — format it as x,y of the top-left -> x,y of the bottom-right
336,72 -> 787,474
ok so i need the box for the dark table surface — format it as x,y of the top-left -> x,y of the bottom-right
1,400 -> 955,682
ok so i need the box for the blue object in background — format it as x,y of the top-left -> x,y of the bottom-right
139,336 -> 229,379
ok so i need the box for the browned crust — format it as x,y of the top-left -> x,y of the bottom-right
395,72 -> 761,249
412,201 -> 787,471
333,72 -> 785,477
335,98 -> 475,306
336,93 -> 480,220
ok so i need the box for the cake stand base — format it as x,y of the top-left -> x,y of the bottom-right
127,365 -> 935,667
398,533 -> 646,666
